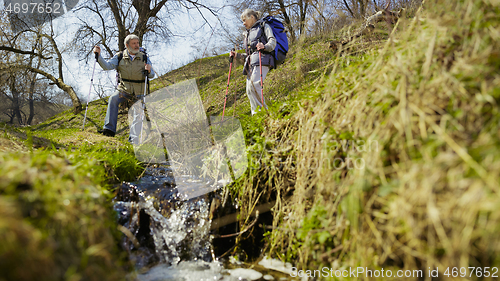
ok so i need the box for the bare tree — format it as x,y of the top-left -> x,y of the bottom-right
306,0 -> 348,36
73,0 -> 218,59
338,0 -> 373,19
0,36 -> 83,112
0,16 -> 83,113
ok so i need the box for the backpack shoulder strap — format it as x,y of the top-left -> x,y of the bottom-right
260,18 -> 268,32
116,51 -> 147,64
259,19 -> 271,44
117,51 -> 123,64
262,16 -> 273,26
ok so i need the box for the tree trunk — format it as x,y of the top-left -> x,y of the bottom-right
359,0 -> 366,17
10,79 -> 23,125
343,0 -> 356,18
277,0 -> 296,42
58,80 -> 82,113
107,0 -> 127,51
298,0 -> 308,36
132,0 -> 169,45
132,0 -> 148,43
8,112 -> 14,124
27,78 -> 36,125
27,48 -> 42,125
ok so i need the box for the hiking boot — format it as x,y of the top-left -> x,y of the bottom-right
98,129 -> 115,137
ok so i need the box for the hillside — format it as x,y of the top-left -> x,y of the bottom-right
0,0 -> 499,279
0,101 -> 70,125
237,0 -> 500,275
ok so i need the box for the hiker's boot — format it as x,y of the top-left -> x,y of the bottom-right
98,129 -> 115,137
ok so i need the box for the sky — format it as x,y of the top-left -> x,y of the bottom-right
1,0 -> 240,103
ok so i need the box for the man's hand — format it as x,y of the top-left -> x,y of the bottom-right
256,42 -> 265,51
93,45 -> 101,55
145,63 -> 151,73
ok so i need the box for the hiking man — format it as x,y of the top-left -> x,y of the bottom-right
93,34 -> 155,143
230,9 -> 276,115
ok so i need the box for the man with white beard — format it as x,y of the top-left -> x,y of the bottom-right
93,34 -> 155,143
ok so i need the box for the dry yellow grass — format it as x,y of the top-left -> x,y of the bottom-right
235,0 -> 500,278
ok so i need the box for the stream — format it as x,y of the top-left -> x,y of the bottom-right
113,165 -> 296,281
114,79 -> 296,280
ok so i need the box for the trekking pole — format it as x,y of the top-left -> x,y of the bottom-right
139,71 -> 149,143
258,47 -> 266,112
82,52 -> 98,131
221,48 -> 235,121
232,45 -> 238,117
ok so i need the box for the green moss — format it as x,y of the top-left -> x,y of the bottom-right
0,151 -> 128,280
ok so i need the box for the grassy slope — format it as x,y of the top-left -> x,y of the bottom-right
233,0 -> 500,277
0,0 -> 499,278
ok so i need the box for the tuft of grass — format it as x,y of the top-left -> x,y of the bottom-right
76,144 -> 145,183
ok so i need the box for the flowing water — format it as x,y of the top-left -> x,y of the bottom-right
113,165 -> 295,281
114,79 -> 296,280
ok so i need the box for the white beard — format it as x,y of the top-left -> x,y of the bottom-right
127,47 -> 139,55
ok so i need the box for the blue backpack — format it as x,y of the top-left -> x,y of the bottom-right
261,16 -> 288,67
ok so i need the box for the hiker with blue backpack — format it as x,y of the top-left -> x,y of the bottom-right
93,34 -> 155,143
230,9 -> 288,115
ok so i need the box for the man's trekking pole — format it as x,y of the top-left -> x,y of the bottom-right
82,52 -> 98,131
139,71 -> 149,143
139,47 -> 149,143
222,48 -> 235,121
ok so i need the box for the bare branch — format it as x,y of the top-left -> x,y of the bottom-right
342,0 -> 356,18
384,0 -> 391,10
0,46 -> 52,60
